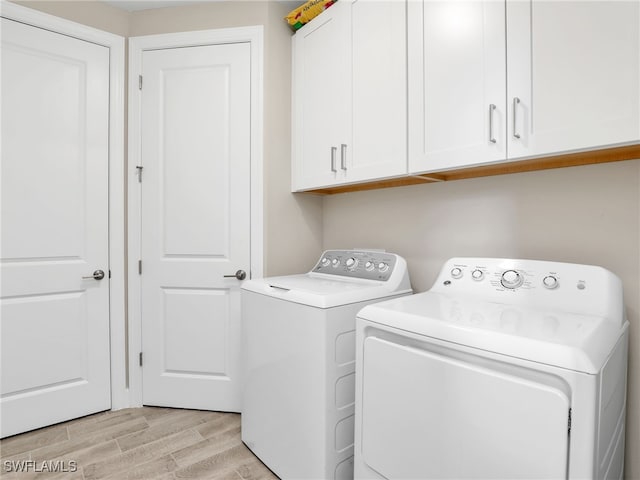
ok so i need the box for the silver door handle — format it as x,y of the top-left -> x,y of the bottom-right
83,270 -> 105,280
489,104 -> 497,144
512,97 -> 521,139
340,144 -> 347,170
330,147 -> 337,173
223,270 -> 246,280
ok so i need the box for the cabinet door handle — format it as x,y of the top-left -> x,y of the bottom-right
512,97 -> 521,139
340,144 -> 347,171
489,104 -> 497,144
330,146 -> 337,173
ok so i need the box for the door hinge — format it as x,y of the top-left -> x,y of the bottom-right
138,74 -> 143,90
138,260 -> 142,275
136,165 -> 143,183
568,408 -> 572,434
139,352 -> 143,366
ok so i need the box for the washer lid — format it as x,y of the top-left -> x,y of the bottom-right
242,274 -> 410,309
357,292 -> 627,374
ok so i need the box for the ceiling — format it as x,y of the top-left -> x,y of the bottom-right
102,0 -> 300,12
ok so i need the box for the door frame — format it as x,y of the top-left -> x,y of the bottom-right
127,27 -> 264,407
0,3 -> 127,409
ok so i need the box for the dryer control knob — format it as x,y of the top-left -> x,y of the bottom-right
365,261 -> 375,271
451,267 -> 463,279
378,262 -> 389,273
320,257 -> 330,267
501,270 -> 523,289
331,258 -> 340,268
543,275 -> 559,289
345,258 -> 358,270
471,269 -> 484,281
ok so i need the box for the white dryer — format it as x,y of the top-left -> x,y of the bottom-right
241,250 -> 411,480
355,258 -> 628,480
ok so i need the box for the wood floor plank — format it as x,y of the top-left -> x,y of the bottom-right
73,416 -> 150,444
84,429 -> 202,480
67,411 -> 143,438
195,415 -> 240,441
0,425 -> 68,458
235,458 -> 278,480
116,411 -> 212,453
139,407 -> 182,425
33,467 -> 85,480
31,417 -> 148,461
33,439 -> 121,468
171,426 -> 241,467
102,454 -> 177,480
173,444 -> 256,479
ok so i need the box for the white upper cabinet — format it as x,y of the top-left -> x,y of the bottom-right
507,0 -> 640,160
292,1 -> 350,191
409,0 -> 640,175
408,0 -> 507,173
291,0 -> 407,191
293,0 -> 639,189
348,0 -> 407,183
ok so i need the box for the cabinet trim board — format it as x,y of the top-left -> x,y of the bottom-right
302,144 -> 640,195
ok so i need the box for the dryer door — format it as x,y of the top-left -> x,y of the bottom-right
361,336 -> 570,479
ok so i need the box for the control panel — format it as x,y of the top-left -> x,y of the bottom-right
430,257 -> 623,321
437,259 -> 585,292
312,250 -> 398,281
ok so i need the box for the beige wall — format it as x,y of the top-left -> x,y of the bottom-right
323,159 -> 640,479
13,1 -> 129,35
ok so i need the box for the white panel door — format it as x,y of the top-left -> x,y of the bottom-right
0,18 -> 111,437
408,0 -> 506,173
348,0 -> 407,182
140,43 -> 250,411
507,0 -> 640,159
291,1 -> 351,191
361,337 -> 570,479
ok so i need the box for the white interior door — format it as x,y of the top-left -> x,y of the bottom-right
139,42 -> 251,412
0,18 -> 111,437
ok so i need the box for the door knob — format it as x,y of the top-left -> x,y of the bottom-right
83,270 -> 105,280
223,270 -> 247,280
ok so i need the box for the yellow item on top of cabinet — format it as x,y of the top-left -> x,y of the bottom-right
286,0 -> 337,31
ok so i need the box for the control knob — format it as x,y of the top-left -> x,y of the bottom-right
365,261 -> 375,271
471,269 -> 484,281
331,258 -> 340,268
345,257 -> 358,270
543,275 -> 559,289
320,257 -> 330,267
451,267 -> 463,279
378,262 -> 389,273
501,270 -> 523,289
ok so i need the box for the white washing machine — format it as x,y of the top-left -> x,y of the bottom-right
355,257 -> 629,480
241,250 -> 412,480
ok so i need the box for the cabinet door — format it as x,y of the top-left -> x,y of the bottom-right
291,2 -> 351,191
347,0 -> 407,182
507,0 -> 640,159
408,0 -> 506,174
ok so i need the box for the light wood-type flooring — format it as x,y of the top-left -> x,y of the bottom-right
0,407 -> 279,480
